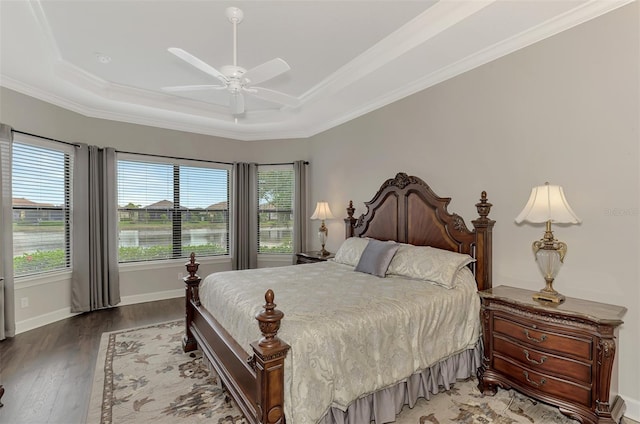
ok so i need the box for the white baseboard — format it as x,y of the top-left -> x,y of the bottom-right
15,289 -> 183,334
624,395 -> 640,422
16,307 -> 81,334
119,289 -> 183,306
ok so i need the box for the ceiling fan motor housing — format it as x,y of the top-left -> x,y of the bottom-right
220,65 -> 246,80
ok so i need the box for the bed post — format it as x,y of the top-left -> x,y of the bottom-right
182,252 -> 200,353
471,191 -> 495,291
344,200 -> 357,238
251,290 -> 290,424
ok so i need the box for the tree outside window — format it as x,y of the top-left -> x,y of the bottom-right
257,166 -> 294,254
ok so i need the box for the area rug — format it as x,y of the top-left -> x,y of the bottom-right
87,320 -> 578,424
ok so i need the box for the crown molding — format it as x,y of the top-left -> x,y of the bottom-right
300,1 -> 494,102
303,0 -> 636,139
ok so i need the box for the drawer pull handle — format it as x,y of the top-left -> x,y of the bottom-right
523,349 -> 547,365
523,371 -> 546,387
524,329 -> 547,343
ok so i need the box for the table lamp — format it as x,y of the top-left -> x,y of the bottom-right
310,201 -> 335,256
515,182 -> 581,303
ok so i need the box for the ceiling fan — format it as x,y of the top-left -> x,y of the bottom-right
162,7 -> 299,116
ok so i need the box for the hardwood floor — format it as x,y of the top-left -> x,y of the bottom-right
0,298 -> 183,424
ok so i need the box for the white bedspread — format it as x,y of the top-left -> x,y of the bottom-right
199,261 -> 480,424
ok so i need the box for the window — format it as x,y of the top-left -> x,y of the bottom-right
257,165 -> 294,254
12,137 -> 73,277
117,155 -> 230,263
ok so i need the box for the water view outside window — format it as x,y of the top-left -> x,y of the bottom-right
117,158 -> 230,263
12,142 -> 71,277
258,166 -> 294,254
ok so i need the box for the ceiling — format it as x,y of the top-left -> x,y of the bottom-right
0,1 -> 632,141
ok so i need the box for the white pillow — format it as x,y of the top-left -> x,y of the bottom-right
387,244 -> 475,288
332,237 -> 370,267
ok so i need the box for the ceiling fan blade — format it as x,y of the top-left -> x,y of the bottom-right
246,86 -> 300,108
243,58 -> 290,86
230,92 -> 245,115
162,84 -> 226,92
168,47 -> 228,84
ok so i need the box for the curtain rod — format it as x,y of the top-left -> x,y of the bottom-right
259,161 -> 309,166
116,149 -> 233,166
13,130 -> 81,148
13,129 -> 309,166
117,151 -> 308,167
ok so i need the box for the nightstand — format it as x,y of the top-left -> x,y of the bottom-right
295,251 -> 334,264
477,285 -> 627,424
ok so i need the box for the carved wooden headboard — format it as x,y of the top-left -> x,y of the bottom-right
344,173 -> 495,291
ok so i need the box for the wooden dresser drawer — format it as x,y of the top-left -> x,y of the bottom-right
478,286 -> 627,424
493,316 -> 592,360
493,334 -> 591,384
494,356 -> 592,407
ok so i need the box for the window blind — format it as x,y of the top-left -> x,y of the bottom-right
117,155 -> 230,262
257,165 -> 294,254
12,139 -> 73,277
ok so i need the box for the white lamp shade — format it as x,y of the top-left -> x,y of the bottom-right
310,201 -> 335,220
515,183 -> 581,224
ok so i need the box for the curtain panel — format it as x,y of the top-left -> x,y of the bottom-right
71,145 -> 120,312
232,162 -> 258,270
293,160 -> 308,262
0,123 -> 15,339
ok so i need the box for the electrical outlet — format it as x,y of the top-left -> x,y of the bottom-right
20,297 -> 29,308
178,272 -> 184,281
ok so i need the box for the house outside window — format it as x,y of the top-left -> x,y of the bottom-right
12,137 -> 73,277
116,155 -> 230,263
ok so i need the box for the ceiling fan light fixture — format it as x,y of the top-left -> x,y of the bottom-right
230,92 -> 245,116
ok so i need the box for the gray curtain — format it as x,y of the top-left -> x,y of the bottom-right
71,145 -> 120,312
0,124 -> 15,339
232,162 -> 257,270
292,160 -> 308,262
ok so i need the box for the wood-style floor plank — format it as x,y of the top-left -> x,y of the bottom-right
0,298 -> 183,424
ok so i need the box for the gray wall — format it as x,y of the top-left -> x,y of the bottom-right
1,2 -> 638,419
307,3 -> 639,417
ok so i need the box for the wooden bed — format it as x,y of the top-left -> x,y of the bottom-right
182,172 -> 495,424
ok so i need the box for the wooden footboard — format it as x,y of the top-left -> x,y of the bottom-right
182,253 -> 290,424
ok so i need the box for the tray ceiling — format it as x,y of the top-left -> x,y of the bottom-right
0,1 -> 632,141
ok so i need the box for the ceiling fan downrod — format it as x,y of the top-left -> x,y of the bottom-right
225,7 -> 243,67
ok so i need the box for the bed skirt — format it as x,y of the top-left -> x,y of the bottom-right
202,340 -> 482,424
320,340 -> 483,424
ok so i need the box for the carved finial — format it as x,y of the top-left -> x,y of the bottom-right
346,200 -> 355,218
185,252 -> 200,282
475,191 -> 492,220
256,289 -> 284,348
345,200 -> 358,238
265,288 -> 275,305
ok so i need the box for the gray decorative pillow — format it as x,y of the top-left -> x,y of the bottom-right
354,239 -> 400,277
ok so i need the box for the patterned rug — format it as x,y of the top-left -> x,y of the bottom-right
87,320 -> 578,424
